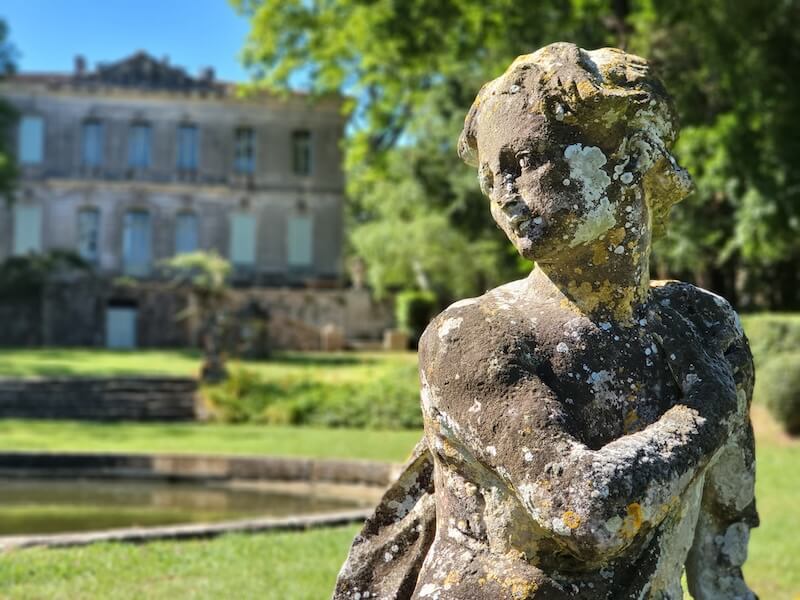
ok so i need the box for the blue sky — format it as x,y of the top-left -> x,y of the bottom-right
1,0 -> 254,82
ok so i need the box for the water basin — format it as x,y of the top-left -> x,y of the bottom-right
0,478 -> 366,536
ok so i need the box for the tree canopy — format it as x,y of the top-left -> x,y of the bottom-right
233,0 -> 800,309
0,20 -> 18,202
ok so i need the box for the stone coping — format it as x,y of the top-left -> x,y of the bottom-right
0,509 -> 374,551
0,450 -> 401,487
0,450 -> 399,550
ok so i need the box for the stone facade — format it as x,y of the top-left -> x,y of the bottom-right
0,52 -> 346,285
0,53 -> 396,348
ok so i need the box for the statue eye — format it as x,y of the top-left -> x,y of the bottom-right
478,163 -> 494,195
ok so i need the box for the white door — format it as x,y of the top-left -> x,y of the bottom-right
106,307 -> 137,349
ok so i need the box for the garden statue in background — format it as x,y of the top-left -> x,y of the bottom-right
162,251 -> 231,382
334,42 -> 758,599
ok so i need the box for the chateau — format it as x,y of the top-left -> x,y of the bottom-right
0,53 -> 388,349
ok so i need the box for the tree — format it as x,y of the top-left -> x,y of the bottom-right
0,19 -> 18,202
233,0 -> 800,310
162,251 -> 232,381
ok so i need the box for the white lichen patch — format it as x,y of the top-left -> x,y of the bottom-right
564,144 -> 611,203
556,342 -> 570,353
571,196 -> 617,247
438,317 -> 463,341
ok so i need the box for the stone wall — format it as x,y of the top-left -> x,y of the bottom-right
0,274 -> 393,350
0,377 -> 198,421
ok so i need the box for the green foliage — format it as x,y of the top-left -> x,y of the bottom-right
742,314 -> 800,368
234,0 -> 800,309
0,19 -> 17,203
743,314 -> 800,434
160,251 -> 231,300
205,363 -> 421,429
394,288 -> 437,345
0,250 -> 90,300
754,353 -> 800,435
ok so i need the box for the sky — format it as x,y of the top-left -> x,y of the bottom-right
0,0 -> 254,83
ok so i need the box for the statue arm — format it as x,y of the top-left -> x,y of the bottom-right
685,337 -> 759,599
420,305 -> 737,562
424,369 -> 731,563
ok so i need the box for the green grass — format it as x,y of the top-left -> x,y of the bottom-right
0,419 -> 797,598
0,525 -> 361,600
0,420 -> 421,463
0,348 -> 416,382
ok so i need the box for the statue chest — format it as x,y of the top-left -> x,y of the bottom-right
540,325 -> 681,448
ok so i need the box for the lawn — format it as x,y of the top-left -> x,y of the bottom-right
0,348 -> 797,598
0,348 -> 416,383
0,406 -> 796,599
0,419 -> 421,463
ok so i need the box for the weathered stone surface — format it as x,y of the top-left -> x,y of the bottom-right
334,43 -> 757,599
0,376 -> 198,421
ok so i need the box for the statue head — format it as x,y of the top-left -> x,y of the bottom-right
459,42 -> 693,264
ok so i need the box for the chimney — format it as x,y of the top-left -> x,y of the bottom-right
200,67 -> 215,82
74,55 -> 86,76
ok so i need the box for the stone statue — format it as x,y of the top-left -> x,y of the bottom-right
334,42 -> 758,600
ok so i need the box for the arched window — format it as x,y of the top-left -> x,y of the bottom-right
128,122 -> 152,168
18,115 -> 44,165
177,124 -> 199,171
81,119 -> 104,167
175,212 -> 199,254
122,209 -> 151,275
77,207 -> 100,263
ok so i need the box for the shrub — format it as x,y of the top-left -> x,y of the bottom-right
741,314 -> 800,367
753,352 -> 800,435
203,362 -> 422,430
395,290 -> 438,347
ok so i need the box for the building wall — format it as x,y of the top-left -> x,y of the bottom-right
0,68 -> 347,285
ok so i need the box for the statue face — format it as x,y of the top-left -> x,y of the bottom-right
463,45 -> 693,264
475,108 -> 633,263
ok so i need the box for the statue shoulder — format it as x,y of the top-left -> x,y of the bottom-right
419,285 -> 541,389
651,280 -> 747,353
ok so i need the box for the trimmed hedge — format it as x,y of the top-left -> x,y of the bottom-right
204,363 -> 422,429
743,314 -> 800,435
753,352 -> 800,435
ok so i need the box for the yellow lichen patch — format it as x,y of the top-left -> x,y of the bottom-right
562,510 -> 581,529
573,266 -> 583,275
440,437 -> 460,459
443,570 -> 462,589
485,571 -> 539,600
591,241 -> 609,265
576,79 -> 599,101
620,502 -> 644,538
623,409 -> 639,432
608,227 -> 626,247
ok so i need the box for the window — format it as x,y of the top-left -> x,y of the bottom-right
128,123 -> 152,168
292,130 -> 312,176
234,127 -> 255,174
81,120 -> 104,167
122,210 -> 151,275
229,212 -> 256,265
177,124 -> 199,171
13,203 -> 42,255
175,212 -> 199,254
18,115 -> 44,164
287,215 -> 313,268
77,208 -> 100,263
